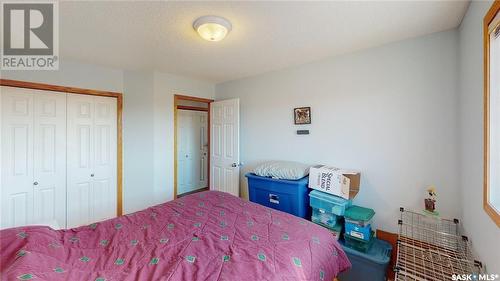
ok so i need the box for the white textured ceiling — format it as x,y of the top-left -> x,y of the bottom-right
60,1 -> 469,83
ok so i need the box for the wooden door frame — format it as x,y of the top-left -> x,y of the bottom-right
0,79 -> 124,216
483,0 -> 500,227
174,94 -> 213,199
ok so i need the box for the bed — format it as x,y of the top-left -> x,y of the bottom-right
0,191 -> 350,280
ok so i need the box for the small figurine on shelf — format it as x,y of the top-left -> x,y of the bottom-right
424,186 -> 439,216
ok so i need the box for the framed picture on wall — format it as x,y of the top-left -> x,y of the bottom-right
294,107 -> 311,125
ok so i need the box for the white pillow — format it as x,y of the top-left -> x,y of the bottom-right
253,161 -> 310,180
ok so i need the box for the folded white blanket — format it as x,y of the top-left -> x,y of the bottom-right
253,160 -> 310,180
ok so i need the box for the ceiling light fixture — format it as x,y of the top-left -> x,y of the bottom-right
193,16 -> 232,42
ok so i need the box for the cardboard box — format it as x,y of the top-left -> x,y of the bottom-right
308,165 -> 360,199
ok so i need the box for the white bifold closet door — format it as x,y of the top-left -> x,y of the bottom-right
1,87 -> 117,230
1,87 -> 67,229
66,94 -> 117,228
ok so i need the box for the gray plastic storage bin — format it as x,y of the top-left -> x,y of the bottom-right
338,238 -> 392,281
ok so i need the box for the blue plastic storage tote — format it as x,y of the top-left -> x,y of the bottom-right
338,238 -> 392,281
345,221 -> 372,241
309,190 -> 352,216
245,173 -> 310,219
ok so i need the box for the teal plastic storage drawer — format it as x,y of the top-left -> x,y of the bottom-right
328,222 -> 343,240
316,221 -> 343,240
343,232 -> 374,252
311,208 -> 338,228
338,238 -> 392,281
309,190 -> 352,216
345,221 -> 372,241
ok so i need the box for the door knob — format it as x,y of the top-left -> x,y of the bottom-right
33,181 -> 38,186
231,163 -> 242,168
90,174 -> 94,177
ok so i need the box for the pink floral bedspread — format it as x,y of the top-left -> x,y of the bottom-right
0,191 -> 350,281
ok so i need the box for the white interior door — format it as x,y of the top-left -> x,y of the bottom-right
33,91 -> 67,228
0,87 -> 66,229
210,99 -> 240,196
177,110 -> 208,194
178,110 -> 193,194
67,94 -> 94,228
67,95 -> 117,228
1,87 -> 35,228
92,96 -> 117,222
199,112 -> 208,188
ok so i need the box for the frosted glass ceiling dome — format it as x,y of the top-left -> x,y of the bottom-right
193,15 -> 232,42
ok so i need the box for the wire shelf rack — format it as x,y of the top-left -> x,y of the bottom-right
395,208 -> 483,281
